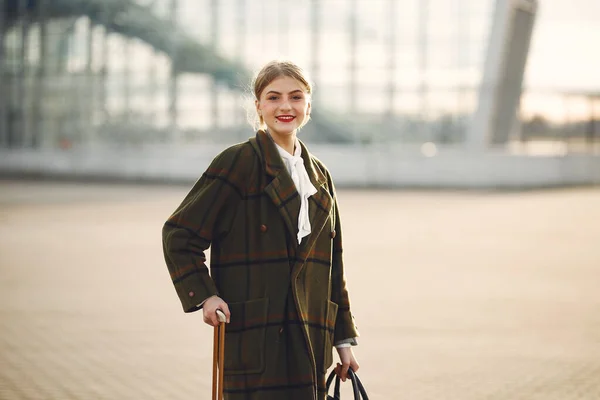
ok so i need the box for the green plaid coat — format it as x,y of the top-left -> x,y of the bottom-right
162,130 -> 359,400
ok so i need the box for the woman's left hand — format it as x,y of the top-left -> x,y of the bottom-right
334,346 -> 359,382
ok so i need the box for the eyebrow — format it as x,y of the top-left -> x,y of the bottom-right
265,89 -> 304,96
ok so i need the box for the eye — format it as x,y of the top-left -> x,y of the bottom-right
292,95 -> 303,100
268,96 -> 279,101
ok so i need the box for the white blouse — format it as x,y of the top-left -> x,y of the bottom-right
274,138 -> 317,244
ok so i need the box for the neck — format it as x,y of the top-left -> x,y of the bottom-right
269,130 -> 296,155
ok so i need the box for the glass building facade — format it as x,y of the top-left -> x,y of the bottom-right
1,0 -> 598,150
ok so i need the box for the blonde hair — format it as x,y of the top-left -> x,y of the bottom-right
250,60 -> 313,131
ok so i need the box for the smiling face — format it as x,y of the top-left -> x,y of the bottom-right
255,75 -> 311,141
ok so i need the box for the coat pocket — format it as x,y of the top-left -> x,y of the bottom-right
224,297 -> 269,375
323,300 -> 339,371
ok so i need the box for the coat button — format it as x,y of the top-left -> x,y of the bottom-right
260,224 -> 268,233
188,291 -> 195,297
330,230 -> 336,239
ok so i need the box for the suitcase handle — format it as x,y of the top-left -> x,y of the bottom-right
212,309 -> 226,400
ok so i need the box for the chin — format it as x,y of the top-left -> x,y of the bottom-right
270,127 -> 297,137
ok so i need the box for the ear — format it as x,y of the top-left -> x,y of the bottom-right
255,99 -> 261,115
307,101 -> 311,115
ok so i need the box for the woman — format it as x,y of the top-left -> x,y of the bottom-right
162,60 -> 360,400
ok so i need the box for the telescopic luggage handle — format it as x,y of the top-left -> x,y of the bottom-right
212,310 -> 227,400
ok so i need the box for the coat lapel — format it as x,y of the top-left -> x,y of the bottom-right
251,130 -> 301,247
295,139 -> 333,265
249,131 -> 334,269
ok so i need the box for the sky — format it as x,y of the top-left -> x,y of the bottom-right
525,1 -> 600,91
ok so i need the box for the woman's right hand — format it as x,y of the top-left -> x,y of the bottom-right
202,295 -> 231,326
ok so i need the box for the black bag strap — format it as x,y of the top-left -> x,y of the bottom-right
348,369 -> 369,400
326,368 -> 369,400
326,370 -> 341,400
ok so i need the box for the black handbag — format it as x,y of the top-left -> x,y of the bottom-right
326,368 -> 369,400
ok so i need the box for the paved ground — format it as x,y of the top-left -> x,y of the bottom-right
1,180 -> 600,400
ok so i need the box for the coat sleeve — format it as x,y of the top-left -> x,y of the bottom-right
327,172 -> 360,343
162,149 -> 242,313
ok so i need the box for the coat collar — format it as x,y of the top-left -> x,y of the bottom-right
251,130 -> 328,188
250,130 -> 332,259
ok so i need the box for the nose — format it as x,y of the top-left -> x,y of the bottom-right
279,99 -> 292,111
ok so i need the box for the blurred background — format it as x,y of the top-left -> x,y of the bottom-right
0,0 -> 598,186
1,1 -> 600,399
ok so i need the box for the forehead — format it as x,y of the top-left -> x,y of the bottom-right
262,75 -> 307,95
